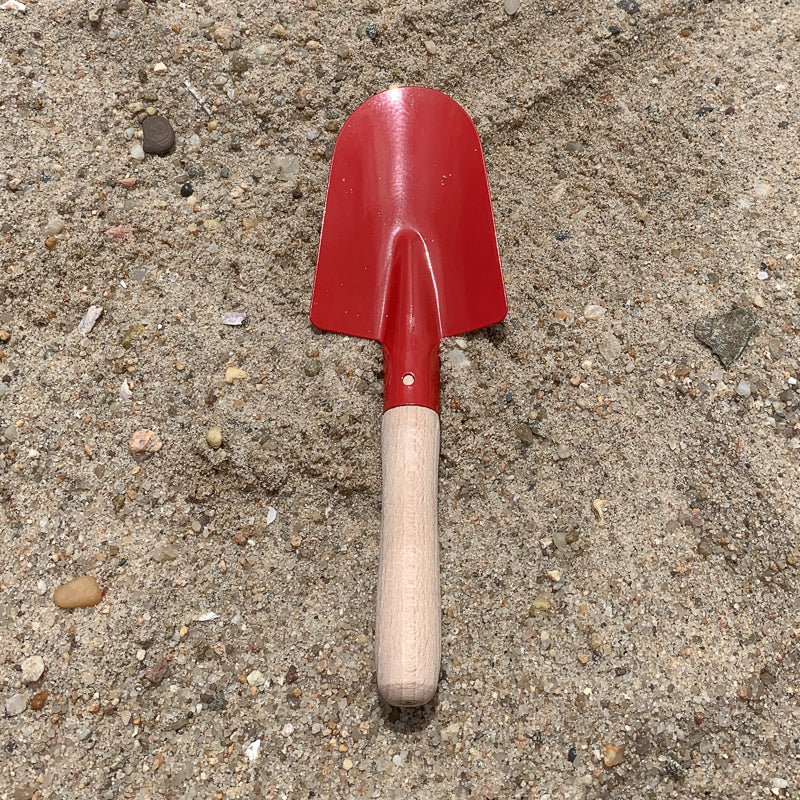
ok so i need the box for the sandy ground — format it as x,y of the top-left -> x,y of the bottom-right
1,0 -> 800,797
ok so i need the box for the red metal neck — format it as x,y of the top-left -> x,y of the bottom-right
381,230 -> 442,412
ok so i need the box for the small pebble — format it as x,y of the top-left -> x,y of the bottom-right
598,332 -> 622,363
76,305 -> 103,336
694,306 -> 756,367
529,596 -> 551,614
736,381 -> 751,398
584,304 -> 605,320
142,115 -> 175,156
43,217 -> 65,236
144,657 -> 169,686
180,182 -> 194,197
247,670 -> 266,687
21,655 -> 45,683
304,358 -> 321,377
447,348 -> 470,368
223,311 -> 246,326
129,429 -> 163,455
515,423 -> 536,446
105,224 -> 133,241
121,322 -> 146,348
53,575 -> 103,609
5,693 -> 27,717
207,426 -> 223,449
30,690 -> 49,711
603,742 -> 626,767
504,0 -> 521,14
274,155 -> 300,181
130,143 -> 146,161
225,366 -> 247,384
230,53 -> 250,74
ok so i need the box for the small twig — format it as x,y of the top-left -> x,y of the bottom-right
184,80 -> 212,118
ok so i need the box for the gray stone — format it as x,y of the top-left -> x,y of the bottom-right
597,332 -> 622,363
694,306 -> 756,367
5,693 -> 27,716
274,155 -> 300,181
447,348 -> 470,369
43,217 -> 65,236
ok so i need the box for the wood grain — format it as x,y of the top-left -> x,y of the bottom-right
375,405 -> 441,707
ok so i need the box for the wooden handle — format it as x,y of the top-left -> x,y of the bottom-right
375,405 -> 441,707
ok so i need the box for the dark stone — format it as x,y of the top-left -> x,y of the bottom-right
617,0 -> 640,13
567,746 -> 577,762
696,106 -> 714,117
694,305 -> 756,366
142,115 -> 175,156
180,182 -> 194,197
144,657 -> 169,686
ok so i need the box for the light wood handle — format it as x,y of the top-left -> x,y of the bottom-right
375,405 -> 441,707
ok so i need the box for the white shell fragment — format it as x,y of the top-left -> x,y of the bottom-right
266,507 -> 277,525
223,311 -> 247,326
77,305 -> 103,335
120,380 -> 132,402
196,611 -> 219,622
1,0 -> 27,11
244,739 -> 261,761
